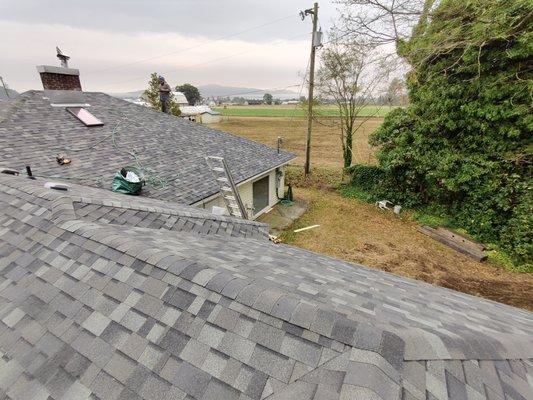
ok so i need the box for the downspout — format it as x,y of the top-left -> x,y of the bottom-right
276,168 -> 285,200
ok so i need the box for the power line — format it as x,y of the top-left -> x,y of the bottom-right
287,57 -> 311,128
86,14 -> 298,75
105,32 -> 309,87
206,83 -> 302,99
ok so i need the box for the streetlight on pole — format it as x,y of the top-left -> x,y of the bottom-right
300,3 -> 320,176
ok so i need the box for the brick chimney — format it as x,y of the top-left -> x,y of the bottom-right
36,65 -> 82,91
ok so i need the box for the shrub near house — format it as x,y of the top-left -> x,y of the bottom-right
364,0 -> 532,267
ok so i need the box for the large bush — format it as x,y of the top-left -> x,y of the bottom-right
370,0 -> 532,264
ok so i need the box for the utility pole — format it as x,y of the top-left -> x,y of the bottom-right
0,76 -> 10,99
304,2 -> 319,176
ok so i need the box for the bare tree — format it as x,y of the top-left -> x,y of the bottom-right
335,0 -> 438,50
334,0 -> 513,72
385,77 -> 408,106
316,37 -> 393,168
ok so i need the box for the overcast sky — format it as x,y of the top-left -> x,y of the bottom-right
0,0 -> 340,93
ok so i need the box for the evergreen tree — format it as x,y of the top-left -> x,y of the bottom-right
370,0 -> 532,266
142,73 -> 181,116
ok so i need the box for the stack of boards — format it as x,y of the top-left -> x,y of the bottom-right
418,226 -> 487,261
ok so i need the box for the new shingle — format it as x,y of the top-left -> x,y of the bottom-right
0,174 -> 531,400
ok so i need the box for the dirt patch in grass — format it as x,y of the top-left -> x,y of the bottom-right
281,187 -> 533,311
215,116 -> 533,310
212,116 -> 381,167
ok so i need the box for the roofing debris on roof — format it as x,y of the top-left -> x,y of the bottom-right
0,173 -> 532,400
0,91 -> 294,205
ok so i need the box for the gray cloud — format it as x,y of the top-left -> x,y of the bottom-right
0,1 -> 339,92
0,0 -> 338,40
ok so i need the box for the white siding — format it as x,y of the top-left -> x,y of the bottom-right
196,167 -> 285,219
200,113 -> 222,124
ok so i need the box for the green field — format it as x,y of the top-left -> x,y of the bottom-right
214,105 -> 394,118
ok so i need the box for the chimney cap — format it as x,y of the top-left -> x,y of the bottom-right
56,47 -> 70,68
36,65 -> 79,76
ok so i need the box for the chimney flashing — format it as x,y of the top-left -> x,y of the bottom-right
43,89 -> 88,107
36,65 -> 80,76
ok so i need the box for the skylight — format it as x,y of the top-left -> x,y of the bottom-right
67,107 -> 103,126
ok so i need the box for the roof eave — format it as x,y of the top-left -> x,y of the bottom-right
191,157 -> 295,207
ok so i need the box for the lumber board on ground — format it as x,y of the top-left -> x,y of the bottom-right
435,227 -> 485,252
418,226 -> 487,262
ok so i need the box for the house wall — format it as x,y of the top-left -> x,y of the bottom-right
197,167 -> 285,219
200,113 -> 222,124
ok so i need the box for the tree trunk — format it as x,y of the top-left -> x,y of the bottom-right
344,128 -> 353,168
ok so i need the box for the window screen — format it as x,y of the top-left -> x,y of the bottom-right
67,107 -> 104,126
253,175 -> 270,214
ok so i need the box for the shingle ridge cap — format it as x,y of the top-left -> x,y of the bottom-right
71,197 -> 267,229
0,93 -> 32,123
47,199 -> 403,359
45,191 -> 533,364
266,346 -> 405,400
0,174 -> 266,230
7,174 -> 529,363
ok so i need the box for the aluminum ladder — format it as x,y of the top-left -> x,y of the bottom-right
205,156 -> 249,219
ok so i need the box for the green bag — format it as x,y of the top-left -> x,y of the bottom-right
112,166 -> 144,195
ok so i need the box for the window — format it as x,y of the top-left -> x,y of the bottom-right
253,175 -> 270,214
67,107 -> 104,126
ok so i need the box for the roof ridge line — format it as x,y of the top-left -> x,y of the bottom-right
265,346 -> 405,400
49,196 -> 406,362
6,177 -> 531,363
0,176 -> 267,235
0,95 -> 28,124
71,198 -> 267,228
58,209 -> 533,363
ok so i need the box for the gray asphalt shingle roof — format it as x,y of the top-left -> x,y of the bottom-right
0,91 -> 294,205
0,174 -> 532,400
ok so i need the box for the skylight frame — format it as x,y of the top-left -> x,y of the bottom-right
66,107 -> 104,127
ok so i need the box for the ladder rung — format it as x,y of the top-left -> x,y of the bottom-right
206,156 -> 247,220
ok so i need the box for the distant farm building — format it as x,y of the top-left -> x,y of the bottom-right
180,105 -> 222,124
172,91 -> 190,106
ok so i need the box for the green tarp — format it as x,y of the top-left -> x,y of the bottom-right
112,166 -> 144,195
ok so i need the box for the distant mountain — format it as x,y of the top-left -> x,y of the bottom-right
0,88 -> 19,101
108,84 -> 298,101
198,84 -> 298,100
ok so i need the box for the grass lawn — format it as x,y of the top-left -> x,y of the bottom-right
212,116 -> 381,167
214,104 -> 394,118
278,184 -> 533,311
216,115 -> 533,310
